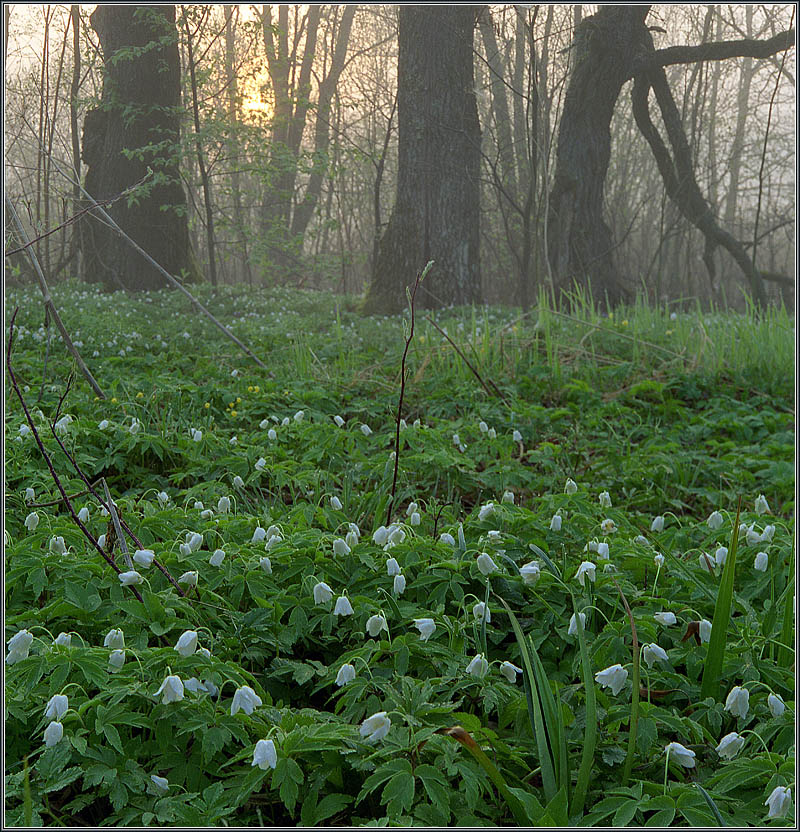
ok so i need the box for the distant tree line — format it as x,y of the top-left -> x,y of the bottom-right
4,5 -> 795,310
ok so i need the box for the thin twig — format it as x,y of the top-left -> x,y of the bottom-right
6,196 -> 106,398
102,481 -> 134,572
6,309 -> 142,602
612,577 -> 640,785
386,262 -> 431,526
423,314 -> 509,404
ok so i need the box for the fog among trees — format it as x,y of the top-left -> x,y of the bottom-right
4,5 -> 796,310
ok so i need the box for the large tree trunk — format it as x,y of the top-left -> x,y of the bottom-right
82,5 -> 192,291
547,6 -> 650,307
364,6 -> 482,313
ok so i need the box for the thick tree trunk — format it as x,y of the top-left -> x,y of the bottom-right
547,6 -> 650,307
82,5 -> 192,291
364,7 -> 481,313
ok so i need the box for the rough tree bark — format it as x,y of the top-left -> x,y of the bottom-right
547,6 -> 651,307
548,5 -> 794,308
82,5 -> 193,291
364,6 -> 482,313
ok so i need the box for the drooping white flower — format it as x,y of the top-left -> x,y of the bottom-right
44,720 -> 64,747
118,570 -> 143,586
715,731 -> 745,761
478,502 -> 495,521
761,524 -> 775,542
499,661 -> 523,684
252,738 -> 278,769
768,693 -> 785,718
335,663 -> 356,686
550,513 -> 562,532
330,496 -> 343,511
512,429 -> 523,442
707,510 -> 724,530
332,538 -> 350,556
24,512 -> 39,532
372,526 -> 390,546
595,663 -> 628,695
360,711 -> 391,743
466,654 -> 489,679
333,595 -> 354,616
360,424 -> 372,436
108,649 -> 125,672
294,410 -> 304,423
157,491 -> 170,507
487,427 -> 496,439
230,685 -> 262,716
255,457 -> 267,472
177,571 -> 198,587
654,553 -> 665,568
754,551 -> 769,572
210,549 -> 225,567
174,631 -> 198,657
98,419 -> 109,433
565,478 -> 578,494
393,573 -> 406,595
252,526 -> 266,543
155,675 -> 185,705
472,601 -> 491,623
642,643 -> 668,668
654,611 -> 677,626
634,534 -> 649,546
387,526 -> 406,547
724,685 -> 750,719
77,506 -> 90,523
233,476 -> 244,489
414,618 -> 436,642
366,614 -> 388,637
754,494 -> 770,516
54,632 -> 71,648
699,619 -> 712,643
104,628 -> 125,649
217,496 -> 231,514
476,553 -> 498,575
259,556 -> 272,574
600,518 -> 617,534
313,582 -> 334,605
745,525 -> 762,547
133,549 -> 155,568
150,775 -> 170,792
333,415 -> 345,427
699,552 -> 715,573
501,490 -> 515,505
267,428 -> 277,441
765,786 -> 792,819
715,546 -> 728,567
186,532 -> 203,552
599,491 -> 612,508
345,530 -> 359,549
25,487 -> 35,502
575,561 -> 596,587
520,561 -> 540,586
50,536 -> 67,555
665,741 -> 695,768
44,693 -> 68,722
568,612 -> 587,636
409,511 -> 421,526
596,542 -> 609,560
439,532 -> 456,546
479,421 -> 489,433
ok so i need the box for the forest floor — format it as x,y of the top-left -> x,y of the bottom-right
4,281 -> 795,827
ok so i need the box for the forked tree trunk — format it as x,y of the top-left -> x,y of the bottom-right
82,5 -> 193,291
364,6 -> 481,313
547,6 -> 650,307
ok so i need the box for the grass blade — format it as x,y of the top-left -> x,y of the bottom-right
695,782 -> 726,826
778,544 -> 795,668
441,725 -> 532,826
700,501 -> 741,701
496,594 -> 558,802
570,596 -> 597,819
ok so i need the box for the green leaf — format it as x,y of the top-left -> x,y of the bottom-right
414,764 -> 450,815
103,723 -> 123,754
201,726 -> 229,761
700,506 -> 740,701
637,716 -> 658,755
382,768 -> 415,817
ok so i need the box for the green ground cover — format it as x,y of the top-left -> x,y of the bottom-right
4,282 -> 795,826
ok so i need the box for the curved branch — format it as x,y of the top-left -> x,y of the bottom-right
641,29 -> 794,69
